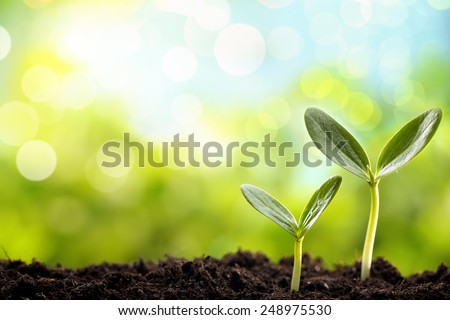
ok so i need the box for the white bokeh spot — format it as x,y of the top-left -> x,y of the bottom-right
0,25 -> 11,61
214,24 -> 266,76
16,140 -> 57,181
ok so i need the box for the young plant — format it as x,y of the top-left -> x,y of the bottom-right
304,107 -> 442,280
240,176 -> 342,291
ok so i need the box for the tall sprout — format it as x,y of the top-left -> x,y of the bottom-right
304,108 -> 442,280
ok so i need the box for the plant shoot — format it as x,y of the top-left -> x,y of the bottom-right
304,108 -> 442,280
240,176 -> 342,291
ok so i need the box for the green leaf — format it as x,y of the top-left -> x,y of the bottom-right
376,108 -> 442,179
240,184 -> 298,238
305,108 -> 371,181
298,176 -> 342,239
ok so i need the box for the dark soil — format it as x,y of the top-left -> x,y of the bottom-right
1,251 -> 449,299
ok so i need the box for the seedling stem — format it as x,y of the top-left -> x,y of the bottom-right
291,238 -> 303,291
361,179 -> 380,280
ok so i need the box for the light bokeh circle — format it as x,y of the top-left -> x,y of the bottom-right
214,24 -> 266,76
0,25 -> 11,61
16,140 -> 57,181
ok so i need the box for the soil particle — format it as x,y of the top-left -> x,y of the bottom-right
1,251 -> 448,299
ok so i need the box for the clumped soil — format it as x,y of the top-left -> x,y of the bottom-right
0,251 -> 449,299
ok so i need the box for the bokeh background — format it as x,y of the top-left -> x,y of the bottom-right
0,0 -> 449,275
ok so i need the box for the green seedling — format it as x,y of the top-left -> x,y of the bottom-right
240,176 -> 342,291
304,107 -> 442,280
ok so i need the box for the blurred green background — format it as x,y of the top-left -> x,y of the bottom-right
0,0 -> 449,275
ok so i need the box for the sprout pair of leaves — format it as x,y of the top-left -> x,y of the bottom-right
241,176 -> 342,241
304,107 -> 442,280
241,176 -> 342,291
304,108 -> 442,183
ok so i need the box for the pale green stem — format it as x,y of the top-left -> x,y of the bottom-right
291,238 -> 303,291
361,180 -> 380,280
